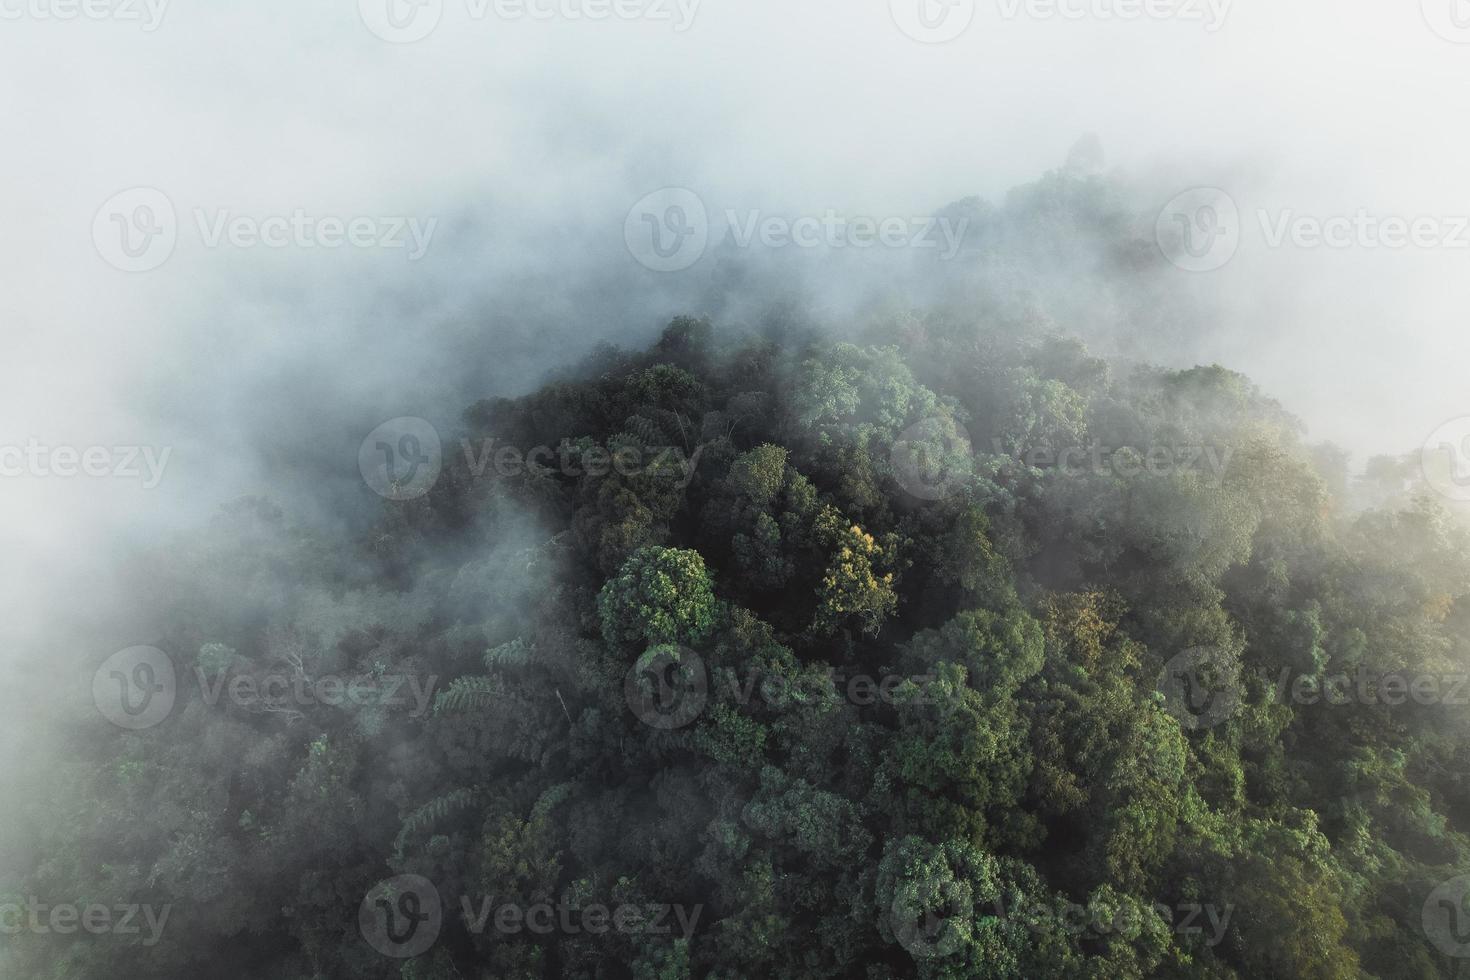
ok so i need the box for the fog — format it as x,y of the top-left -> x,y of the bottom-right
2,0 -> 1469,820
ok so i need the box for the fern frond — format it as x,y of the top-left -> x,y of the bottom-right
483,639 -> 533,671
433,676 -> 504,715
393,787 -> 482,858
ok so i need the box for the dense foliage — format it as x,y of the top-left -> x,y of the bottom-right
11,309 -> 1470,978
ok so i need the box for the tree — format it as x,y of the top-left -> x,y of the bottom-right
599,546 -> 719,649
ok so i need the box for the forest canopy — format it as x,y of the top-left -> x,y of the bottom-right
10,308 -> 1470,979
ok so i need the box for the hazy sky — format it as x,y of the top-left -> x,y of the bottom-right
3,0 -> 1470,654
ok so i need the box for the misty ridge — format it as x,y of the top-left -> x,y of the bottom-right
7,134 -> 1470,978
7,2 -> 1470,974
77,147 -> 1235,537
